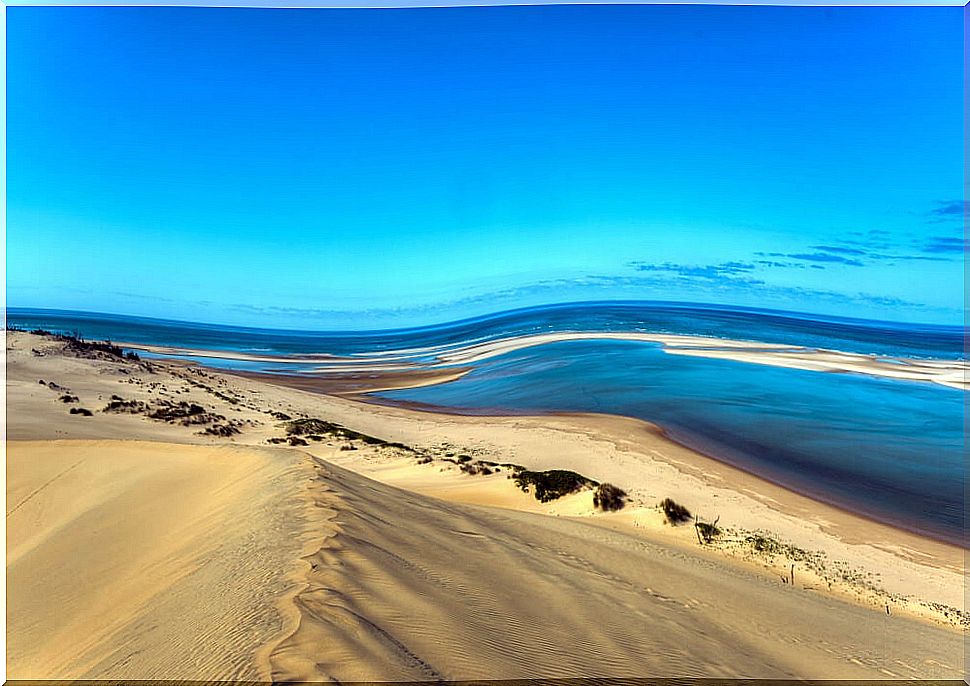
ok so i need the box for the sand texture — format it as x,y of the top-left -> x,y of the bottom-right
6,331 -> 966,680
7,440 -> 323,680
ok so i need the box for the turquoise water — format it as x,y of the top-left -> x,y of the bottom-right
7,301 -> 964,360
8,303 -> 965,544
380,339 -> 964,544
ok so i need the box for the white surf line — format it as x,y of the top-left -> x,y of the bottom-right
294,331 -> 790,371
121,332 -> 968,390
121,344 -> 468,367
117,343 -> 342,364
661,347 -> 968,391
304,332 -> 968,390
321,331 -> 797,366
120,342 -> 467,366
376,332 -> 967,390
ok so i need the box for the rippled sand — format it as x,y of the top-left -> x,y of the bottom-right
6,331 -> 965,681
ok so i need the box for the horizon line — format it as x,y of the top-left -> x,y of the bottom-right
6,300 -> 965,336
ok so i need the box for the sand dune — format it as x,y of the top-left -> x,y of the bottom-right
7,440 -> 322,681
11,438 -> 962,682
6,331 -> 966,681
270,458 -> 963,681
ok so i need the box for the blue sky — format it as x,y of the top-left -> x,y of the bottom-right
7,5 -> 964,329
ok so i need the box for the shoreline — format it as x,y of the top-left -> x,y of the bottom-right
233,366 -> 474,395
354,399 -> 966,570
221,362 -> 964,614
7,329 -> 966,679
118,329 -> 968,390
233,370 -> 967,551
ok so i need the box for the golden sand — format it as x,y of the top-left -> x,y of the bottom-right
6,331 -> 965,680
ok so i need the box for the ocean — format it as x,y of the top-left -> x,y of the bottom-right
8,302 -> 965,544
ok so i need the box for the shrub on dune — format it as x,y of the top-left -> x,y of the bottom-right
285,418 -> 402,448
695,519 -> 721,543
593,483 -> 627,511
661,497 -> 692,524
514,469 -> 596,503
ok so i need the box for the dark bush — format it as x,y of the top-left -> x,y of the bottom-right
201,423 -> 241,437
60,333 -> 134,361
69,407 -> 93,416
661,498 -> 692,524
696,520 -> 721,543
103,398 -> 148,414
459,461 -> 493,476
58,394 -> 79,403
286,417 -> 398,447
593,483 -> 627,511
147,402 -> 207,422
514,469 -> 596,503
104,398 -> 224,427
286,418 -> 342,436
746,533 -> 781,554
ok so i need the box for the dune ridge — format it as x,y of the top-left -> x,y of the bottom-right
264,456 -> 963,681
6,330 -> 965,680
6,440 -> 329,681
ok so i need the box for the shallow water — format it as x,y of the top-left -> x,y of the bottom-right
9,303 -> 965,544
379,339 -> 964,544
8,301 -> 965,360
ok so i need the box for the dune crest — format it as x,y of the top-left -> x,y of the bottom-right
265,458 -> 963,681
7,440 -> 321,681
6,331 -> 965,681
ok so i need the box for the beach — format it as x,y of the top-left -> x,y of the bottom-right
10,0 -> 966,680
6,329 -> 966,680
